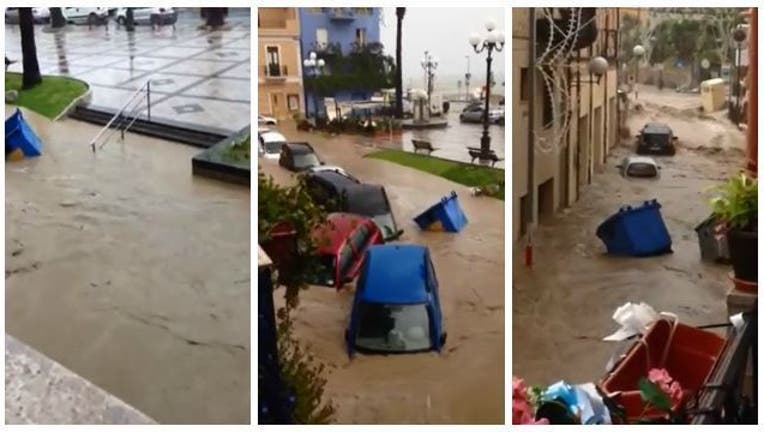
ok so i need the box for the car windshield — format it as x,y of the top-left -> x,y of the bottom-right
355,303 -> 431,352
293,152 -> 320,169
263,141 -> 283,154
346,188 -> 389,216
644,133 -> 668,146
627,163 -> 658,177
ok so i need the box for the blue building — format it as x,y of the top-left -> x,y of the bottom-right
298,7 -> 382,117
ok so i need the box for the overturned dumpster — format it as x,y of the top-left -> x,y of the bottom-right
5,109 -> 42,160
413,191 -> 468,233
596,199 -> 671,256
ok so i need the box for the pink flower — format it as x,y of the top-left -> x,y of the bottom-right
512,376 -> 548,424
647,368 -> 684,407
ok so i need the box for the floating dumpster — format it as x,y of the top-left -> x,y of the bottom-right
5,109 -> 42,158
413,191 -> 468,233
596,199 -> 672,256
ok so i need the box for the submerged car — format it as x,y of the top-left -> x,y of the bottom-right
258,130 -> 287,160
258,114 -> 278,126
115,7 -> 177,26
310,213 -> 384,289
346,244 -> 446,356
459,102 -> 502,124
305,171 -> 403,240
62,7 -> 109,25
279,142 -> 322,171
636,122 -> 677,156
306,165 -> 357,181
617,156 -> 660,178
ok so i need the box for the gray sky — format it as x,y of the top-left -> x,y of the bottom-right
379,7 -> 506,89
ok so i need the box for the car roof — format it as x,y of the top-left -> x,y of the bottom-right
359,244 -> 429,304
260,131 -> 285,143
643,122 -> 671,133
312,213 -> 371,253
284,142 -> 314,153
309,170 -> 360,187
624,155 -> 657,165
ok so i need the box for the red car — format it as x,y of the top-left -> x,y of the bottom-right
311,213 -> 384,289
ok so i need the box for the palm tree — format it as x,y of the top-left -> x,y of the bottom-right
18,8 -> 41,89
394,7 -> 406,119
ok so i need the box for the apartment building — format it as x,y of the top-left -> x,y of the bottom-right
258,8 -> 304,120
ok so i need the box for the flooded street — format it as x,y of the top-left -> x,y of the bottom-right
512,85 -> 746,386
260,122 -> 505,424
5,108 -> 250,423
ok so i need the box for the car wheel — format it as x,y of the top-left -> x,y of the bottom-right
117,16 -> 125,25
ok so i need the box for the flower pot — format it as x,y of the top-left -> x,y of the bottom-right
728,228 -> 757,283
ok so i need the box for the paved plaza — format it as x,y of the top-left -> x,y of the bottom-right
5,9 -> 250,133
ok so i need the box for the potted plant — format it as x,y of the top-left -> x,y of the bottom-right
710,173 -> 757,284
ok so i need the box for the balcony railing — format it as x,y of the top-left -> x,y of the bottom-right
264,64 -> 288,78
327,7 -> 355,21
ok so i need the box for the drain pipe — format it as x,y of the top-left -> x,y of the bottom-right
747,8 -> 757,176
525,8 -> 536,268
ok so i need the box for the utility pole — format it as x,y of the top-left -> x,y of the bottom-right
525,8 -> 536,267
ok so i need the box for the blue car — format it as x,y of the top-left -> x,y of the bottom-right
345,244 -> 446,356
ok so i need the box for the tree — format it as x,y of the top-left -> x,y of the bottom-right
394,7 -> 406,119
125,7 -> 135,32
50,7 -> 66,28
18,8 -> 41,89
203,8 -> 226,28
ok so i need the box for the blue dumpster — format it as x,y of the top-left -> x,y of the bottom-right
5,109 -> 42,158
596,199 -> 672,256
413,191 -> 468,233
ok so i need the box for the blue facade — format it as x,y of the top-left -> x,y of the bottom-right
298,7 -> 382,117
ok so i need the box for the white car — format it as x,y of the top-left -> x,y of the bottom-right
32,7 -> 50,23
63,7 -> 109,25
259,131 -> 287,160
306,165 -> 358,182
617,156 -> 660,178
258,115 -> 278,126
115,7 -> 177,26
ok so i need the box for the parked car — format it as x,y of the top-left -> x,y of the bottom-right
345,244 -> 446,356
636,122 -> 677,156
116,7 -> 177,26
258,114 -> 278,126
4,8 -> 18,23
63,7 -> 109,25
617,156 -> 660,178
279,142 -> 322,171
5,7 -> 51,24
459,102 -> 502,124
258,130 -> 287,160
305,171 -> 403,240
310,213 -> 384,289
306,165 -> 357,181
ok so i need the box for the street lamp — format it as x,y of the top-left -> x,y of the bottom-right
469,19 -> 505,158
421,51 -> 438,116
465,55 -> 471,102
732,27 -> 747,125
633,44 -> 645,100
303,51 -> 325,120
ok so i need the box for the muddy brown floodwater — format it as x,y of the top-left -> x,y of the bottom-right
513,85 -> 746,387
5,108 -> 250,423
260,122 -> 505,424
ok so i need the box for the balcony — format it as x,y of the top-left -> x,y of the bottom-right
264,64 -> 288,80
327,7 -> 355,21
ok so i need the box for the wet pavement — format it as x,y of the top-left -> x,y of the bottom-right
5,9 -> 250,133
512,85 -> 746,386
5,107 -> 250,423
376,101 -> 504,168
260,122 -> 505,424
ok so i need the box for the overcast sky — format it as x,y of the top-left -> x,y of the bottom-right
379,7 -> 506,88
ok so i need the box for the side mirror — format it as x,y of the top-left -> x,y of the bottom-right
439,332 -> 447,347
672,136 -> 678,141
658,166 -> 662,170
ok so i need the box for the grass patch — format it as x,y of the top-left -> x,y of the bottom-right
5,72 -> 88,119
368,149 -> 505,200
223,135 -> 250,163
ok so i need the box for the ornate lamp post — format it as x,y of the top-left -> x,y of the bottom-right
303,51 -> 325,120
632,44 -> 645,100
469,19 -> 505,158
733,27 -> 747,125
421,51 -> 438,115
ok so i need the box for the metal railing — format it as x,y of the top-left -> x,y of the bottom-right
89,81 -> 152,152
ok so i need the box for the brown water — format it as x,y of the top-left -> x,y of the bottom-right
512,86 -> 746,386
260,122 -> 505,424
5,108 -> 250,423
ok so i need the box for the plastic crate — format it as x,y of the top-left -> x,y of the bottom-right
600,318 -> 727,422
596,199 -> 671,256
413,191 -> 468,233
694,215 -> 730,263
5,109 -> 42,157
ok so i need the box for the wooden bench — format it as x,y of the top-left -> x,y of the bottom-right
412,139 -> 437,154
467,147 -> 503,167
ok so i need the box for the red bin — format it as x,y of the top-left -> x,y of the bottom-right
600,318 -> 727,422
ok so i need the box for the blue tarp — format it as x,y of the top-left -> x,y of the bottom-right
5,109 -> 42,157
413,191 -> 468,233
